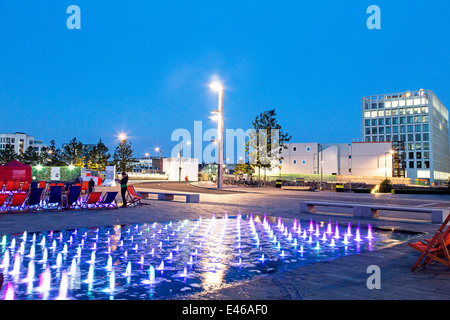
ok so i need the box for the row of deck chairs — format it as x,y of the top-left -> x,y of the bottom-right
0,180 -> 31,193
0,180 -> 92,196
0,186 -> 119,213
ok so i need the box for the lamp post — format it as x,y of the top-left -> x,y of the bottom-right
178,141 -> 190,181
145,153 -> 150,173
155,147 -> 162,172
210,82 -> 224,188
118,133 -> 127,172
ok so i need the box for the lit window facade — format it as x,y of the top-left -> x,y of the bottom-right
362,89 -> 450,183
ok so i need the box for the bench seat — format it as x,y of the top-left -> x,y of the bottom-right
300,200 -> 449,224
138,191 -> 199,203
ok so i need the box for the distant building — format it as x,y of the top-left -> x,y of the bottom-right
272,142 -> 395,178
163,157 -> 199,181
0,132 -> 47,155
362,89 -> 450,184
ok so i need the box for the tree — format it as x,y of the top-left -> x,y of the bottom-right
234,162 -> 253,175
113,139 -> 135,172
0,144 -> 18,165
63,137 -> 85,167
379,178 -> 393,193
245,109 -> 291,181
43,140 -> 66,166
87,139 -> 110,171
21,146 -> 40,166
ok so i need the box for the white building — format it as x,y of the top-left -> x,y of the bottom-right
0,132 -> 47,155
363,89 -> 450,184
268,142 -> 394,178
163,157 -> 199,181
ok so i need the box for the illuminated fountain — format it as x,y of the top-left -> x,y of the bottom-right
0,214 -> 412,300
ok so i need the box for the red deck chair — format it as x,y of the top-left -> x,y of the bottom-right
6,192 -> 28,213
4,180 -> 14,193
38,181 -> 47,189
409,214 -> 450,271
21,181 -> 30,192
80,191 -> 102,209
12,180 -> 21,192
81,181 -> 89,194
126,185 -> 143,206
0,194 -> 8,213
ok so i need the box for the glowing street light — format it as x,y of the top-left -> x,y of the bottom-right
210,82 -> 224,188
155,147 -> 162,172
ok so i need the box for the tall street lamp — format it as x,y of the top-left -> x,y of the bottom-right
210,82 -> 224,188
155,147 -> 162,172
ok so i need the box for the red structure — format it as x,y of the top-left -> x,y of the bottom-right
0,160 -> 32,183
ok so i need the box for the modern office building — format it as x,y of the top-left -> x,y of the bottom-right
271,142 -> 395,179
0,132 -> 47,155
362,89 -> 450,184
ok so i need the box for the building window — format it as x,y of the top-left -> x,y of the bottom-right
416,152 -> 422,160
302,160 -> 306,165
386,135 -> 391,141
372,136 -> 378,142
393,117 -> 399,125
424,161 -> 430,168
372,127 -> 377,134
409,152 -> 414,159
415,124 -> 421,132
409,161 -> 415,169
365,128 -> 371,135
408,134 -> 414,141
306,146 -> 311,152
407,116 -> 413,124
379,136 -> 385,142
423,124 -> 429,132
423,133 -> 429,141
416,161 -> 422,169
379,127 -> 385,134
293,160 -> 297,165
424,151 -> 430,159
379,118 -> 385,125
365,119 -> 370,126
385,118 -> 392,125
386,127 -> 391,134
293,147 -> 297,152
415,133 -> 421,141
365,136 -> 371,142
372,119 -> 377,126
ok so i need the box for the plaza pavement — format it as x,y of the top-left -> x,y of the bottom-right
0,181 -> 449,300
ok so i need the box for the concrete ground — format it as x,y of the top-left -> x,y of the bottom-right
0,181 -> 449,300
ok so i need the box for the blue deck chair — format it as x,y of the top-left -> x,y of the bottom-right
30,181 -> 38,191
65,185 -> 81,209
27,187 -> 44,212
100,191 -> 118,209
45,185 -> 64,210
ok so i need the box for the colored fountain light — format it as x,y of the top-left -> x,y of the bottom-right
0,215 -> 414,300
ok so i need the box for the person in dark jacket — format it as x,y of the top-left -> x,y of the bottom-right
88,178 -> 95,193
116,172 -> 128,207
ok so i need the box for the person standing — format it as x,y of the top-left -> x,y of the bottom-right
117,172 -> 128,207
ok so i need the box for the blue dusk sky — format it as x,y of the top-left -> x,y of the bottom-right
0,0 -> 449,161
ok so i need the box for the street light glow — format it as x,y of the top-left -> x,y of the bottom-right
209,82 -> 224,91
118,133 -> 127,141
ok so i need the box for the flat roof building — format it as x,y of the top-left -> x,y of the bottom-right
0,132 -> 47,155
362,89 -> 450,184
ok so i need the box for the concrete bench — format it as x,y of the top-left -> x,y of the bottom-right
299,200 -> 450,224
138,191 -> 199,203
